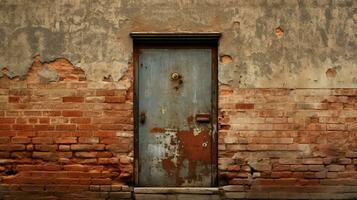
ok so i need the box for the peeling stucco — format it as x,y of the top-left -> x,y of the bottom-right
0,0 -> 356,87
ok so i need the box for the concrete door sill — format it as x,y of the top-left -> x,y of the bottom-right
134,187 -> 219,194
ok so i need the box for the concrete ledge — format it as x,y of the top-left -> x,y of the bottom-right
134,187 -> 219,194
223,192 -> 357,200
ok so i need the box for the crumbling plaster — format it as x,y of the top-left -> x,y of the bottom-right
0,0 -> 356,88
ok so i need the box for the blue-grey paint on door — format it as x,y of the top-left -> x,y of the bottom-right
137,48 -> 214,186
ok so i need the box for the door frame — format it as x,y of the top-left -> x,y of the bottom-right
131,32 -> 221,187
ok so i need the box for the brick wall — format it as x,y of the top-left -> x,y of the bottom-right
0,59 -> 356,199
0,59 -> 133,199
218,85 -> 357,199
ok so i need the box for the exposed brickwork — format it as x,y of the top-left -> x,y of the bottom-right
0,51 -> 356,199
0,60 -> 134,199
1,65 -> 357,199
218,85 -> 357,197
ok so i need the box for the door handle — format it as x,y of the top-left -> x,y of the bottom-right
140,112 -> 146,124
195,113 -> 210,123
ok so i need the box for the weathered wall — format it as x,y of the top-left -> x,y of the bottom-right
218,87 -> 357,199
0,0 -> 356,87
0,0 -> 356,200
0,59 -> 134,200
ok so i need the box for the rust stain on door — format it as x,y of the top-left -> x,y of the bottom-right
136,47 -> 216,187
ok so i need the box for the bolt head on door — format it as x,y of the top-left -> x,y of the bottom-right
170,72 -> 181,80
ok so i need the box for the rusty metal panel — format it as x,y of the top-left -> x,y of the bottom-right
137,48 -> 214,186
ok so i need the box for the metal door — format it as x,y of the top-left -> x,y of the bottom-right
135,46 -> 217,187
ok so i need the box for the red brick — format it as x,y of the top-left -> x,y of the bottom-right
42,111 -> 61,116
15,118 -> 27,124
0,137 -> 10,143
72,131 -> 92,137
290,165 -> 309,172
40,164 -> 62,171
227,165 -> 241,172
314,171 -> 327,179
32,137 -> 53,144
327,124 -> 346,131
77,124 -> 98,130
119,156 -> 132,165
8,96 -> 20,103
71,144 -> 105,151
56,124 -> 76,130
63,96 -> 84,103
308,165 -> 325,171
0,117 -> 15,124
59,145 -> 70,151
5,111 -> 18,116
306,123 -> 326,130
99,124 -> 123,130
9,89 -> 32,96
246,144 -> 288,151
91,178 -> 111,185
0,152 -> 10,158
100,137 -> 122,144
0,130 -> 16,136
85,96 -> 105,103
28,117 -> 38,123
11,152 -> 31,159
11,137 -> 31,144
75,152 -> 97,158
32,152 -> 58,161
93,116 -> 131,124
55,137 -> 77,144
302,158 -> 324,165
327,165 -> 345,172
39,118 -> 50,124
236,103 -> 254,109
59,152 -> 73,158
104,96 -> 126,103
0,124 -> 11,130
20,185 -> 45,191
98,158 -> 119,164
35,145 -> 58,152
106,144 -> 131,153
24,111 -> 42,116
271,172 -> 293,178
78,137 -> 99,144
62,110 -> 83,117
348,123 -> 357,131
34,125 -> 55,131
17,131 -> 35,137
250,137 -> 293,144
96,152 -> 113,158
63,164 -> 89,171
346,152 -> 357,158
0,144 -> 25,151
70,118 -> 91,124
96,89 -> 115,96
26,144 -> 34,151
12,124 -> 33,130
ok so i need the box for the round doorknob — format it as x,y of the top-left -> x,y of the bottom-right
202,142 -> 208,148
171,72 -> 181,80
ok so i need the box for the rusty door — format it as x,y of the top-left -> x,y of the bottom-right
135,46 -> 217,187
